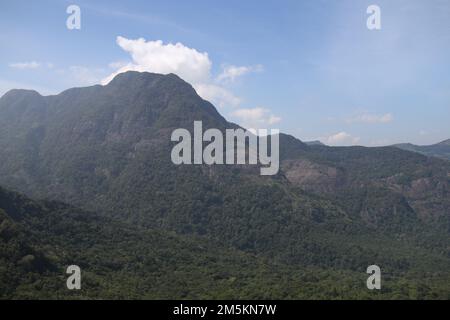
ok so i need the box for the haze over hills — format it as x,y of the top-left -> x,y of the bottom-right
392,139 -> 450,161
304,140 -> 326,146
0,71 -> 449,299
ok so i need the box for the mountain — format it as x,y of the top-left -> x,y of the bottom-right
304,140 -> 326,146
392,139 -> 450,160
0,71 -> 449,299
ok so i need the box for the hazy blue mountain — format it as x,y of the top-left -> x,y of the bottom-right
393,139 -> 450,160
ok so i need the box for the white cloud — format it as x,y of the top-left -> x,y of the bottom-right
102,36 -> 212,85
194,84 -> 241,109
103,36 -> 264,111
346,113 -> 393,124
231,107 -> 281,129
9,61 -> 55,71
9,61 -> 41,69
216,64 -> 263,83
268,115 -> 282,125
323,132 -> 360,146
102,37 -> 273,128
195,83 -> 241,108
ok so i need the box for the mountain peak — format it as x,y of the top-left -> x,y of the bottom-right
1,88 -> 42,100
305,140 -> 325,146
107,71 -> 192,90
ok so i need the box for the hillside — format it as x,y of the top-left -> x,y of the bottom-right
1,185 -> 449,299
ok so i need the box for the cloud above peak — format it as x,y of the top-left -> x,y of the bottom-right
103,36 -> 212,85
9,61 -> 42,69
102,36 -> 236,108
102,36 -> 279,127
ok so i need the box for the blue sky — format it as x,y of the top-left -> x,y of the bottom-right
1,0 -> 449,146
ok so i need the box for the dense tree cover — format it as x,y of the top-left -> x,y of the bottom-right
0,71 -> 449,299
1,187 -> 449,299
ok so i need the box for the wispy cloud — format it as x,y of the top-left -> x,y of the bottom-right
231,107 -> 281,129
195,83 -> 241,108
346,113 -> 393,124
216,64 -> 263,83
320,132 -> 360,146
102,37 -> 212,85
9,61 -> 41,69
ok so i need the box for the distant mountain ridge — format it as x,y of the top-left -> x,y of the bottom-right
392,139 -> 450,160
438,139 -> 450,145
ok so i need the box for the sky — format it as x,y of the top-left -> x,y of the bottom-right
1,0 -> 449,146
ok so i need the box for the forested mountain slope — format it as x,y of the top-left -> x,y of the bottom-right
0,71 -> 449,299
